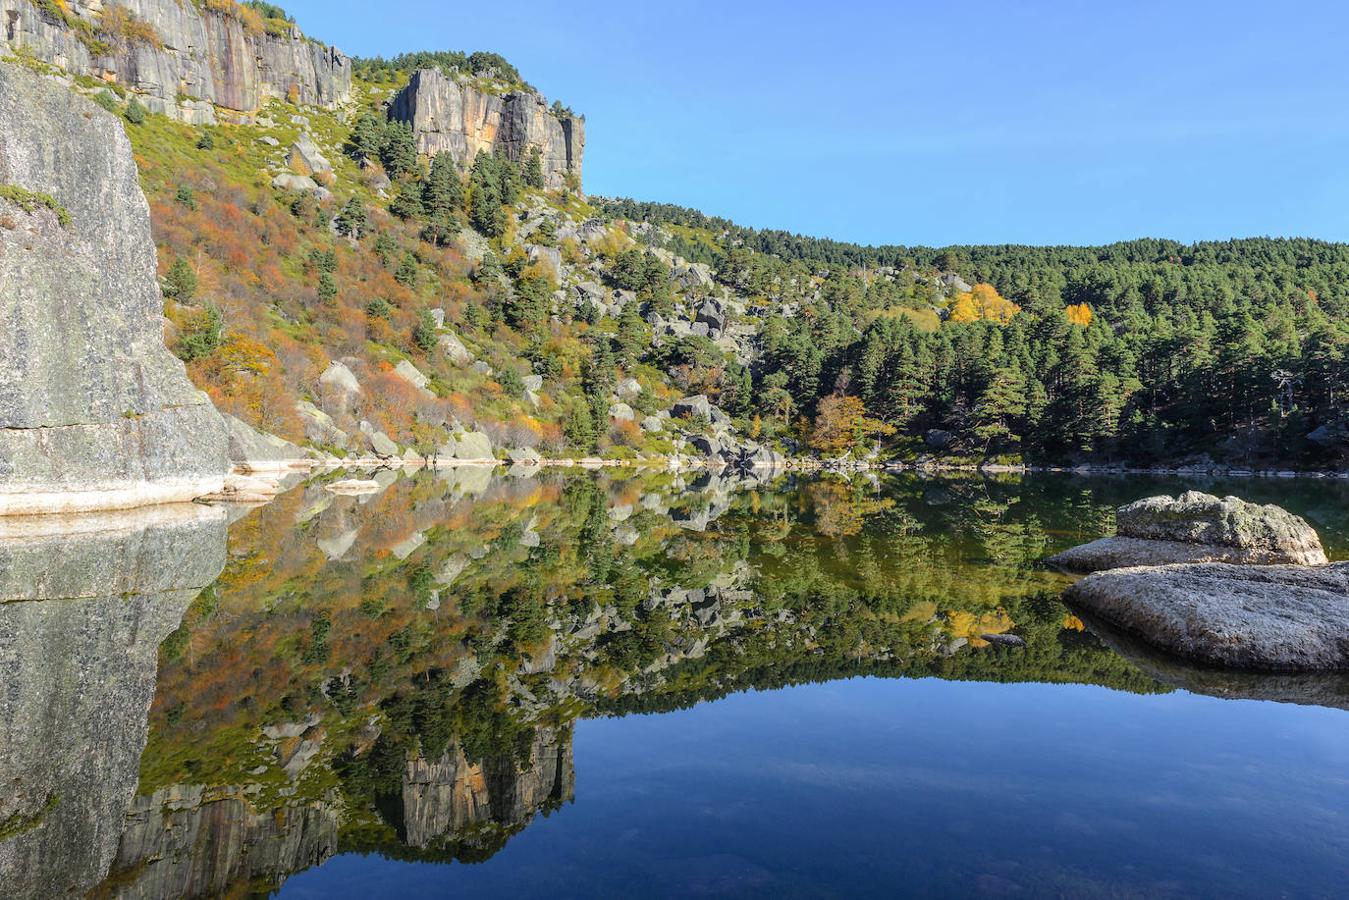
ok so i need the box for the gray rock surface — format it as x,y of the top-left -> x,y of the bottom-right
223,414 -> 306,472
453,431 -> 495,460
0,62 -> 228,514
1064,562 -> 1349,671
105,785 -> 337,899
0,505 -> 226,899
0,0 -> 351,123
1049,492 -> 1328,572
672,395 -> 712,420
388,68 -> 584,190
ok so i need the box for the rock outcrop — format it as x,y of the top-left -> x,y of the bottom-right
401,727 -> 574,851
104,786 -> 337,898
389,68 -> 584,191
1064,562 -> 1349,671
223,413 -> 307,474
0,0 -> 351,123
0,62 -> 229,514
0,504 -> 227,899
1048,492 -> 1328,573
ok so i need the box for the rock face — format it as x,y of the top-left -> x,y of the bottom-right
1064,563 -> 1349,671
0,0 -> 351,123
389,68 -> 584,191
0,505 -> 227,899
0,62 -> 229,514
401,727 -> 574,851
223,413 -> 306,473
1048,492 -> 1328,573
105,787 -> 337,898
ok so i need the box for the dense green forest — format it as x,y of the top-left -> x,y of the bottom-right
602,199 -> 1349,467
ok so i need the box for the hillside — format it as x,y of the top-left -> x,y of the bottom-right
3,0 -> 1346,471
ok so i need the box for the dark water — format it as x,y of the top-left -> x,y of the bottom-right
2,470 -> 1348,898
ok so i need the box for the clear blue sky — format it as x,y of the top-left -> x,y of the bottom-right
283,0 -> 1349,248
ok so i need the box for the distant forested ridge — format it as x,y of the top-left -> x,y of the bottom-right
600,197 -> 1349,468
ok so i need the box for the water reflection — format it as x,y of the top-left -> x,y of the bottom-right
1,470 -> 1347,897
0,506 -> 227,900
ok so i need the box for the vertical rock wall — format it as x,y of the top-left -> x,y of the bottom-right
0,61 -> 229,514
389,68 -> 585,191
0,0 -> 352,123
0,506 -> 227,899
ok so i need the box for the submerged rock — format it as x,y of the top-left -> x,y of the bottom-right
1049,491 -> 1327,573
0,63 -> 228,515
1064,562 -> 1349,671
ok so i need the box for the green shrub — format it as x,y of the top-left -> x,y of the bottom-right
124,99 -> 147,125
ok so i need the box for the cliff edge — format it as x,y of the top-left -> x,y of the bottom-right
0,61 -> 228,515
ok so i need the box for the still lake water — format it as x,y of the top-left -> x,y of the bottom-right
3,470 -> 1349,898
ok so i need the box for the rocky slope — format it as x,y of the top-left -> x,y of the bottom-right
390,67 -> 584,190
0,0 -> 351,122
0,61 -> 228,514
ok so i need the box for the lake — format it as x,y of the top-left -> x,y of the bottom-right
3,469 -> 1349,898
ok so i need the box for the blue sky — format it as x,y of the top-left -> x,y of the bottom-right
283,0 -> 1349,247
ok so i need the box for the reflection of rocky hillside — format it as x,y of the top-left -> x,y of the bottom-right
0,507 -> 226,900
6,471 -> 1237,897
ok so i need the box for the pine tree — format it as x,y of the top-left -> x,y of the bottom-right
162,257 -> 198,303
348,112 -> 386,162
389,181 -> 425,220
379,122 -> 419,179
421,153 -> 462,245
972,365 -> 1028,454
523,146 -> 545,189
334,199 -> 370,240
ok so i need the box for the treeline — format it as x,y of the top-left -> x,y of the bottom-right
603,197 -> 1349,467
351,49 -> 528,88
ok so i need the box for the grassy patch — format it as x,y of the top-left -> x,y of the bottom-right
0,184 -> 71,228
0,793 -> 58,841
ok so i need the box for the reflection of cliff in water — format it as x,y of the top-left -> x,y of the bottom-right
16,469 -> 1342,897
0,507 -> 227,900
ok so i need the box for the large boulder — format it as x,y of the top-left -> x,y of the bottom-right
1049,492 -> 1327,573
393,359 -> 431,392
438,331 -> 474,367
222,414 -> 307,473
288,133 -> 331,177
0,63 -> 228,515
672,395 -> 712,420
453,432 -> 494,461
1064,563 -> 1349,671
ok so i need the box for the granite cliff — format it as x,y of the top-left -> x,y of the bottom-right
0,506 -> 227,900
389,67 -> 584,190
0,61 -> 228,514
0,0 -> 351,123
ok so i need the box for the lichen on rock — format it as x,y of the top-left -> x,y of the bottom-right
0,61 -> 228,515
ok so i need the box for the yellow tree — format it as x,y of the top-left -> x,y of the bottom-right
809,395 -> 895,454
948,283 -> 1020,324
1066,303 -> 1094,327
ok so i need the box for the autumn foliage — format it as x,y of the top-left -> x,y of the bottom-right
948,283 -> 1021,325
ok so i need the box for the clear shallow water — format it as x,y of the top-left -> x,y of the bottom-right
2,470 -> 1348,899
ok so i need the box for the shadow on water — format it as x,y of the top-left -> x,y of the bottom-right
1,468 -> 1346,897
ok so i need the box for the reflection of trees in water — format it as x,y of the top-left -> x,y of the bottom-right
39,469 -> 1334,897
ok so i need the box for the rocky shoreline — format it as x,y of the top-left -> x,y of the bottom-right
1056,491 -> 1349,673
